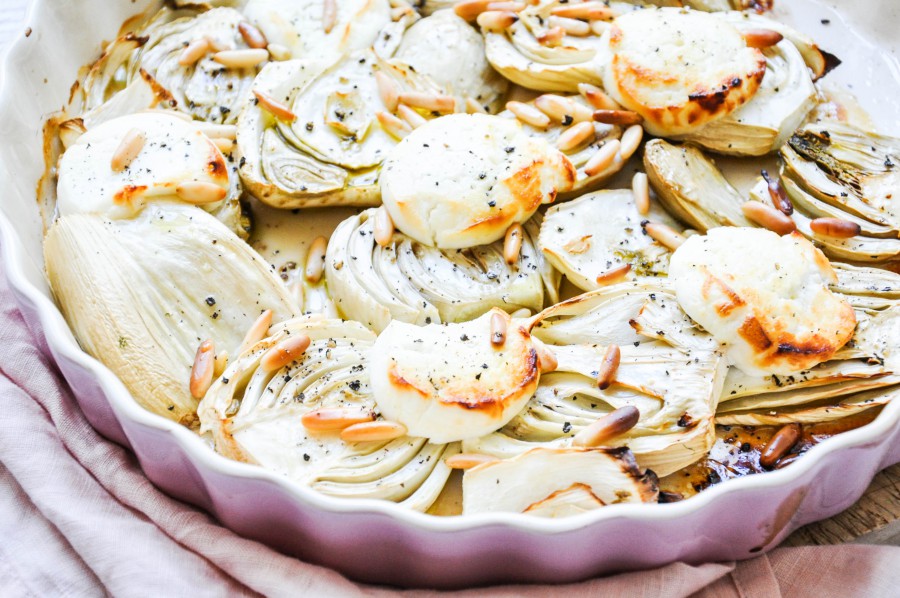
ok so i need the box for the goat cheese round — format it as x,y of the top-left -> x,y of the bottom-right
379,113 -> 575,248
669,227 -> 856,376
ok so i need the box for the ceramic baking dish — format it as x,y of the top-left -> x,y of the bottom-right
1,0 -> 899,588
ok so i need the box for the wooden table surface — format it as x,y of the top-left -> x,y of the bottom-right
1,0 -> 897,548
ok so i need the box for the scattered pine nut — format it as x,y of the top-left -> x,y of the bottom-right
534,94 -> 576,122
398,91 -> 456,114
175,181 -> 227,204
572,405 -> 640,447
110,128 -> 146,172
341,420 -> 408,442
190,339 -> 216,399
556,121 -> 595,151
551,1 -> 612,20
178,38 -> 210,66
376,111 -> 412,140
536,26 -> 565,47
632,172 -> 650,215
741,201 -> 797,236
253,90 -> 296,122
260,333 -> 311,372
195,123 -> 238,140
507,101 -> 551,128
301,407 -> 375,432
374,71 -> 400,113
503,223 -> 523,264
238,21 -> 268,49
266,43 -> 292,61
618,124 -> 644,160
759,423 -> 801,469
490,311 -> 507,347
476,10 -> 519,32
532,337 -> 559,373
743,28 -> 784,49
644,221 -> 686,251
396,103 -> 428,128
577,83 -> 620,110
304,236 -> 328,283
487,1 -> 526,11
593,109 -> 642,126
213,49 -> 269,69
374,206 -> 395,247
547,16 -> 591,36
810,217 -> 861,239
761,169 -> 793,215
596,344 -> 620,390
583,139 -> 621,176
212,138 -> 234,154
595,263 -> 631,286
240,309 -> 273,352
454,0 -> 492,22
445,453 -> 500,470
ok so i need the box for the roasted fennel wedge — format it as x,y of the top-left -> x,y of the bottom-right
44,203 -> 298,427
465,282 -> 726,477
197,316 -> 456,511
325,209 -> 557,332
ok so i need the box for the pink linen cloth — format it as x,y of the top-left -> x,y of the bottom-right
1,258 -> 900,597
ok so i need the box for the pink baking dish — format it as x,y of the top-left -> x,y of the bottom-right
1,0 -> 899,588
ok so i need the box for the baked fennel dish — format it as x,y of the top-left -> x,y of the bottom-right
40,0 -> 899,518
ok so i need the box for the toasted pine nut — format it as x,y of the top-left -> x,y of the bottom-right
532,337 -> 558,373
376,111 -> 412,140
741,201 -> 797,235
503,223 -> 523,264
396,103 -> 428,128
644,221 -> 685,251
632,172 -> 650,215
583,139 -> 621,176
341,420 -> 408,442
572,405 -> 640,447
759,423 -> 801,469
213,49 -> 269,69
547,16 -> 591,36
487,1 -> 525,11
267,43 -> 292,61
213,350 -> 229,377
240,309 -> 273,352
323,0 -> 337,33
596,344 -> 621,390
190,339 -> 216,399
590,19 -> 609,36
556,121 -> 595,151
466,97 -> 487,114
743,28 -> 784,49
577,83 -> 620,110
490,311 -> 507,347
212,138 -> 234,153
593,109 -> 642,126
550,1 -> 612,20
445,453 -> 500,470
178,38 -> 211,66
253,90 -> 296,122
304,236 -> 328,283
260,333 -> 311,372
476,10 -> 519,32
374,206 -> 395,247
810,217 -> 861,239
536,26 -> 565,47
761,169 -> 793,215
595,263 -> 631,286
110,128 -> 146,172
195,123 -> 238,140
454,0 -> 492,21
374,71 -> 400,112
175,181 -> 227,204
618,124 -> 644,160
507,101 -> 551,129
238,21 -> 268,49
302,408 -> 375,432
398,91 -> 456,114
534,94 -> 574,122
